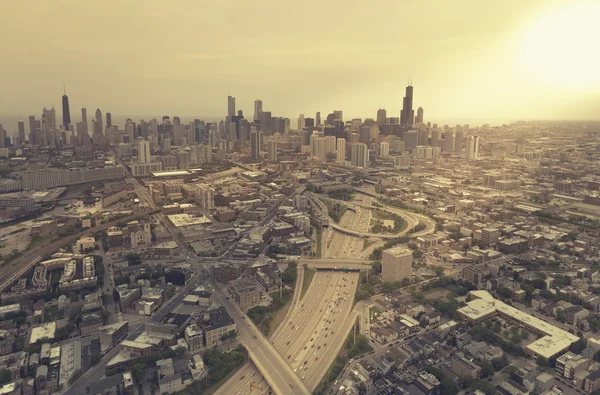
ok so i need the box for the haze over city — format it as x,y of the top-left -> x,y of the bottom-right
0,2 -> 599,395
1,0 -> 599,121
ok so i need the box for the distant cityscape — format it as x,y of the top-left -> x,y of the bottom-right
0,83 -> 598,395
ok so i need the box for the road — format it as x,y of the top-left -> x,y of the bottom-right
217,264 -> 305,395
272,270 -> 359,391
63,319 -> 148,395
214,362 -> 271,395
208,278 -> 311,395
306,191 -> 436,240
296,258 -> 371,268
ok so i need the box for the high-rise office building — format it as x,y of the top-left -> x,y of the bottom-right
404,130 -> 418,150
359,126 -> 371,144
43,107 -> 57,131
336,138 -> 346,163
250,129 -> 261,160
18,120 -> 25,146
62,88 -> 70,130
465,136 -> 479,160
443,130 -> 454,152
28,116 -> 36,144
377,108 -> 387,126
268,140 -> 278,162
415,107 -> 424,124
400,85 -> 414,126
381,246 -> 412,283
94,109 -> 102,134
324,136 -> 337,154
138,138 -> 151,164
106,112 -> 112,128
316,112 -> 321,126
227,95 -> 236,119
315,137 -> 326,161
297,114 -> 305,130
380,141 -> 390,157
254,100 -> 262,121
333,110 -> 343,122
351,142 -> 368,167
431,128 -> 440,148
454,130 -> 464,154
418,129 -> 429,146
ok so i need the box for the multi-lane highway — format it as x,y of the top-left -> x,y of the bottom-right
272,270 -> 359,390
208,278 -> 311,395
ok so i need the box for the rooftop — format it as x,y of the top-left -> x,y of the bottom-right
29,322 -> 56,345
458,290 -> 579,359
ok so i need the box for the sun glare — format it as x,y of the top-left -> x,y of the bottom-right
519,1 -> 600,91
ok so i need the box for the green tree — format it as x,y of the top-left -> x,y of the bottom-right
0,370 -> 11,385
481,362 -> 495,378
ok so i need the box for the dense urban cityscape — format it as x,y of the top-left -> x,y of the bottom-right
0,81 -> 597,395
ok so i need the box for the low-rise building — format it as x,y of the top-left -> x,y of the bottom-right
450,356 -> 481,380
229,277 -> 261,312
201,307 -> 236,349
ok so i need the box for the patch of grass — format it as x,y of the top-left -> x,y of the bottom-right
268,291 -> 294,337
301,268 -> 315,300
363,239 -> 375,250
316,227 -> 322,258
43,305 -> 59,323
318,197 -> 348,223
247,289 -> 293,336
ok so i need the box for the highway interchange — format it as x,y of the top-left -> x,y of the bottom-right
56,174 -> 437,395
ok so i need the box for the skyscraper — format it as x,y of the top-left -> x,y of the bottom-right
377,108 -> 387,126
250,128 -> 260,160
81,108 -> 88,135
94,109 -> 102,137
336,138 -> 346,163
106,112 -> 112,128
227,95 -> 236,119
454,130 -> 464,154
465,136 -> 480,160
62,86 -> 70,130
28,116 -> 36,144
298,114 -> 305,130
254,100 -> 262,121
268,140 -> 278,162
351,143 -> 368,167
415,107 -> 424,124
43,107 -> 56,130
17,120 -> 25,146
315,112 -> 321,126
138,137 -> 151,164
400,85 -> 414,126
381,246 -> 412,283
380,141 -> 390,157
443,130 -> 454,152
333,110 -> 343,122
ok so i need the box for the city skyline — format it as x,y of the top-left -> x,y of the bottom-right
0,0 -> 598,121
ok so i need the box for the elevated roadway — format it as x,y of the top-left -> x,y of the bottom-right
208,278 -> 310,395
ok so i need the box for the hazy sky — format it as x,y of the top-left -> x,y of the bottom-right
1,0 -> 599,124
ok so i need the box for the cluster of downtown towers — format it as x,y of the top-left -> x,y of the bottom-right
10,85 -> 423,159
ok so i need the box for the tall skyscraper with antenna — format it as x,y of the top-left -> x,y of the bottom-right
400,82 -> 414,126
62,83 -> 71,130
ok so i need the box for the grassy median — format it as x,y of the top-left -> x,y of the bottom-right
301,267 -> 315,300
